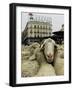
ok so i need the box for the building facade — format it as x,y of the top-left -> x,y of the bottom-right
22,13 -> 52,44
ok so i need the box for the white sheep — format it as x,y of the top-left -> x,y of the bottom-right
54,44 -> 64,75
30,38 -> 57,76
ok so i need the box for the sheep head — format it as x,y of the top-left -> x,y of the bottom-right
40,38 -> 57,63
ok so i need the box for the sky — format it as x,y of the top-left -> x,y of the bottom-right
21,12 -> 64,32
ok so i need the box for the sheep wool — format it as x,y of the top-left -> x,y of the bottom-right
21,60 -> 40,77
21,42 -> 40,61
35,63 -> 56,76
54,44 -> 64,75
29,42 -> 40,54
21,45 -> 31,61
54,58 -> 64,75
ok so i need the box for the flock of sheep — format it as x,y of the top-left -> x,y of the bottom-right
21,38 -> 64,77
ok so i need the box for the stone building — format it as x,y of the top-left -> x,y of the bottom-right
22,13 -> 52,45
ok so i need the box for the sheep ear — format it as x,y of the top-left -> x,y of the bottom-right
53,41 -> 58,48
40,38 -> 50,50
40,44 -> 44,50
51,39 -> 57,47
55,44 -> 59,48
40,39 -> 47,50
54,43 -> 57,47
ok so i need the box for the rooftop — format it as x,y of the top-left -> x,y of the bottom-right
28,13 -> 52,24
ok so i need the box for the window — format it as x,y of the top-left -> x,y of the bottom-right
34,34 -> 36,37
34,25 -> 36,28
49,26 -> 52,30
49,32 -> 51,36
30,30 -> 33,34
34,30 -> 36,33
37,34 -> 39,37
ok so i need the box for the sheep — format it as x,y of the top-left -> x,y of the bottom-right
29,42 -> 40,54
29,38 -> 57,76
29,42 -> 40,49
54,44 -> 64,75
21,42 -> 40,61
30,38 -> 57,64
